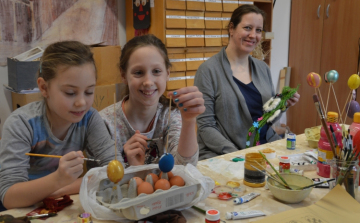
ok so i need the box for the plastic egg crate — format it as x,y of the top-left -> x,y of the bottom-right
95,166 -> 201,220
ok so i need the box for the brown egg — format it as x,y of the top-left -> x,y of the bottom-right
154,179 -> 171,191
132,177 -> 144,187
159,171 -> 174,179
147,173 -> 159,184
137,182 -> 154,195
170,176 -> 185,187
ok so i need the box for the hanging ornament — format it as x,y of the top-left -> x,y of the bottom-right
133,0 -> 151,36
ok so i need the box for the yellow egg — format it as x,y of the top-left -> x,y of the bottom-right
107,160 -> 124,183
348,74 -> 360,90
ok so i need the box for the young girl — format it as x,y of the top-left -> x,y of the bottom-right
99,34 -> 205,167
0,41 -> 118,210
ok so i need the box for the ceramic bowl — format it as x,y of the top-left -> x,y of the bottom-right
267,173 -> 313,203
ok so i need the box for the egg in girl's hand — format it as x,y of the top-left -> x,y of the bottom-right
131,177 -> 144,187
159,171 -> 174,180
170,176 -> 185,187
154,179 -> 171,191
147,173 -> 159,184
137,182 -> 154,195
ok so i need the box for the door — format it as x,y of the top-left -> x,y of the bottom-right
288,0 -> 325,134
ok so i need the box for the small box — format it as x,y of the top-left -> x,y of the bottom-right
186,30 -> 205,47
166,30 -> 186,48
222,12 -> 232,29
11,92 -> 42,111
92,46 -> 122,86
186,71 -> 196,86
204,52 -> 218,61
169,54 -> 187,72
166,0 -> 186,10
167,72 -> 187,90
222,29 -> 229,46
7,58 -> 39,92
205,12 -> 222,29
205,30 -> 222,46
186,0 -> 205,11
205,0 -> 222,11
223,0 -> 238,12
166,10 -> 186,29
186,53 -> 204,71
186,11 -> 205,29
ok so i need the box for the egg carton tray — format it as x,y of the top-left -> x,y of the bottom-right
95,166 -> 202,220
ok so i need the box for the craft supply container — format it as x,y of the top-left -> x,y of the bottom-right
244,153 -> 266,187
328,159 -> 360,202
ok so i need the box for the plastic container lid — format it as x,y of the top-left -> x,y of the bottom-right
354,112 -> 360,123
206,209 -> 220,221
279,156 -> 290,163
326,111 -> 338,123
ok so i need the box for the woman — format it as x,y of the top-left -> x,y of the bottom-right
194,5 -> 300,160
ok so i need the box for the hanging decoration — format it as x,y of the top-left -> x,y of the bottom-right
133,0 -> 150,36
246,85 -> 300,148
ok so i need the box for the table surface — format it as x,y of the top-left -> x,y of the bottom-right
1,134 -> 355,222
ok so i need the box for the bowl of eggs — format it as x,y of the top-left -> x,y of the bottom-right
95,164 -> 203,220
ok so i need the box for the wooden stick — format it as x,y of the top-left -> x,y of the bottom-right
325,83 -> 331,115
341,90 -> 352,122
258,151 -> 292,188
317,88 -> 326,118
114,93 -> 117,161
331,85 -> 344,124
25,153 -> 100,162
165,96 -> 172,153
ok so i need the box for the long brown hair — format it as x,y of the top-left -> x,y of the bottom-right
38,41 -> 96,82
119,34 -> 175,109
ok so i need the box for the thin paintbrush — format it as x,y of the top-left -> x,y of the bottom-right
313,94 -> 337,159
146,137 -> 163,142
250,164 -> 292,190
26,153 -> 100,162
259,151 -> 292,189
254,160 -> 282,181
299,179 -> 335,190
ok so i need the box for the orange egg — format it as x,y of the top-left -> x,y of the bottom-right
154,179 -> 171,191
147,173 -> 159,184
132,177 -> 144,187
170,176 -> 185,187
137,182 -> 154,195
159,171 -> 174,179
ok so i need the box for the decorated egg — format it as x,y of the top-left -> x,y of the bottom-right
158,153 -> 174,173
107,160 -> 124,183
347,74 -> 360,90
306,72 -> 321,88
154,179 -> 171,191
324,70 -> 339,83
170,176 -> 185,187
137,182 -> 154,195
345,100 -> 360,118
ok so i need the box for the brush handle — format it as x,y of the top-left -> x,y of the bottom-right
300,179 -> 335,190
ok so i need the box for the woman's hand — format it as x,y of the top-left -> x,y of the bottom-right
287,92 -> 300,107
56,151 -> 84,187
168,86 -> 205,122
123,130 -> 149,166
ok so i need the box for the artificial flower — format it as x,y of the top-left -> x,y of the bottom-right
267,109 -> 281,123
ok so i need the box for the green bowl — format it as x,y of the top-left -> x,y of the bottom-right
267,173 -> 313,203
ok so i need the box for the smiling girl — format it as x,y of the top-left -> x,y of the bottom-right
0,41 -> 118,210
99,34 -> 205,167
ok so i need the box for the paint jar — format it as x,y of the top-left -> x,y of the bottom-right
279,156 -> 291,173
244,153 -> 266,187
205,209 -> 220,223
328,159 -> 359,202
350,112 -> 360,137
286,133 -> 296,150
318,112 -> 343,163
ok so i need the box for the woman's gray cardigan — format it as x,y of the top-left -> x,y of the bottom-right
194,47 -> 282,160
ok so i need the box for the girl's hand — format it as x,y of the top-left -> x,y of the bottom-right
123,130 -> 149,166
168,86 -> 205,122
286,92 -> 300,107
56,151 -> 84,186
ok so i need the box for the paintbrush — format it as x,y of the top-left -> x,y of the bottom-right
313,94 -> 338,159
299,179 -> 335,190
250,164 -> 292,190
26,153 -> 100,162
16,212 -> 57,220
146,137 -> 163,142
258,151 -> 292,189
